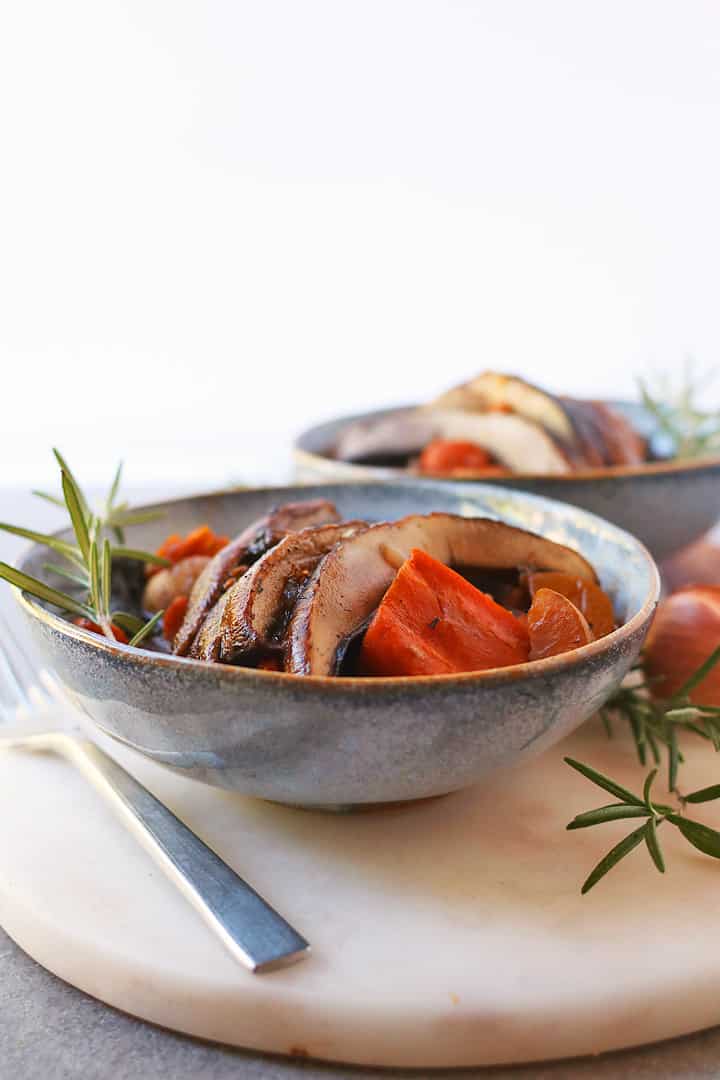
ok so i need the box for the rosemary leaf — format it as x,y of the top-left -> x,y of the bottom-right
0,562 -> 93,619
107,461 -> 123,510
580,824 -> 647,894
628,710 -> 647,766
101,538 -> 111,618
89,538 -> 101,616
567,804 -> 651,830
668,724 -> 680,792
32,490 -> 66,509
42,561 -> 90,588
128,610 -> 164,647
665,707 -> 704,723
107,509 -> 166,528
112,546 -> 170,567
644,817 -> 665,873
645,727 -> 661,765
600,709 -> 613,738
111,611 -> 146,636
62,470 -> 91,562
52,449 -> 89,519
0,523 -> 81,564
642,768 -> 658,809
684,722 -> 713,743
564,757 -> 645,806
667,814 -> 720,859
684,784 -> 720,804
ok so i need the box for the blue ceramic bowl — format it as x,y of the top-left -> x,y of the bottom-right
15,482 -> 659,808
294,403 -> 720,560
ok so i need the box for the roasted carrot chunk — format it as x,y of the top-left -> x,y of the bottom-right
163,594 -> 189,642
418,440 -> 496,474
359,548 -> 530,676
527,588 -> 593,660
525,571 -> 615,638
148,525 -> 230,576
74,617 -> 129,644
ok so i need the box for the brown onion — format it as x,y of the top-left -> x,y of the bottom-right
142,555 -> 211,614
644,586 -> 720,705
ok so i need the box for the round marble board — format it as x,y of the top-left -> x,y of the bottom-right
1,715 -> 719,1069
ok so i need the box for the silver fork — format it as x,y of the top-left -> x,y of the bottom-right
0,611 -> 309,973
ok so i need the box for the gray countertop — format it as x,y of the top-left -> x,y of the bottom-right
2,486 -> 720,1078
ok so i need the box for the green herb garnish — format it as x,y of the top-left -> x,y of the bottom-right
566,759 -> 720,893
568,647 -> 720,892
0,450 -> 168,645
638,361 -> 720,459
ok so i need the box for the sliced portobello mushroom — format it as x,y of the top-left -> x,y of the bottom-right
562,399 -> 645,466
336,408 -> 572,474
286,512 -> 597,676
432,373 -> 645,468
419,410 -> 573,474
191,520 -> 367,663
431,371 -> 578,448
333,409 -> 438,464
173,499 -> 340,656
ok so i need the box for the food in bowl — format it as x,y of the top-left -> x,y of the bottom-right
333,371 -> 651,476
294,371 -> 720,561
145,501 -> 616,676
2,471 -> 618,678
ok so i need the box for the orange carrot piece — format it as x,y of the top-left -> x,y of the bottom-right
418,440 -> 494,475
149,525 -> 230,576
74,617 -> 129,644
163,594 -> 189,642
359,548 -> 530,676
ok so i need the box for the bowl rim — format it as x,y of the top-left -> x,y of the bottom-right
294,402 -> 720,482
13,482 -> 661,692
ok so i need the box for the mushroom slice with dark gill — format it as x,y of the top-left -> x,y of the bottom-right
173,499 -> 340,656
335,408 -> 572,474
286,512 -> 597,676
190,520 -> 367,663
333,410 -> 438,465
433,372 -> 645,468
430,371 -> 578,448
560,399 -> 646,466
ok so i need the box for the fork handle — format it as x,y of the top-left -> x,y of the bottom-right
61,738 -> 309,973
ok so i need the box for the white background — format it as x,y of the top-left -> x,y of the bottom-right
1,1 -> 719,492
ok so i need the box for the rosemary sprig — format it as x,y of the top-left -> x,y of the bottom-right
570,647 -> 720,892
599,646 -> 720,793
566,760 -> 720,893
0,450 -> 168,646
638,361 -> 720,459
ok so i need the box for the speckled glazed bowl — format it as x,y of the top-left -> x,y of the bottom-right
15,482 -> 659,808
294,403 -> 720,560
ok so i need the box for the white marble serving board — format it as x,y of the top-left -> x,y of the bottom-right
1,716 -> 720,1069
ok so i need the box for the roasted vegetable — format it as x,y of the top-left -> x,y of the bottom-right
162,595 -> 189,643
287,512 -> 596,676
359,548 -> 530,676
527,588 -> 594,660
524,570 -> 616,638
190,521 -> 366,663
174,499 -> 340,656
417,440 -> 505,475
